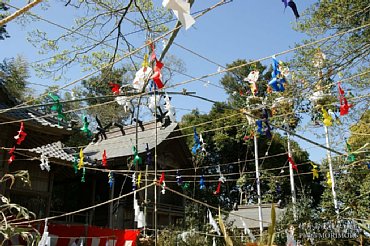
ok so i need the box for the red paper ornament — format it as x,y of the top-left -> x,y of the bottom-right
213,181 -> 221,195
14,122 -> 27,145
288,155 -> 298,172
102,150 -> 107,167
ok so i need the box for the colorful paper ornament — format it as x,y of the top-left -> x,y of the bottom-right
199,175 -> 206,190
321,108 -> 332,126
14,122 -> 27,145
159,172 -> 165,185
146,143 -> 152,165
326,172 -> 332,186
176,170 -> 183,186
80,115 -> 92,137
162,0 -> 195,30
73,153 -> 78,174
132,146 -> 142,165
268,56 -> 286,92
288,155 -> 298,172
181,182 -> 190,190
108,171 -> 114,189
338,83 -> 353,116
8,146 -> 15,164
208,209 -> 221,235
151,59 -> 164,89
81,167 -> 86,182
192,127 -> 201,154
137,172 -> 142,188
78,148 -> 84,170
345,140 -> 355,163
39,154 -> 50,172
310,163 -> 319,180
164,93 -> 176,122
256,120 -> 264,135
108,82 -> 120,95
245,70 -> 259,96
161,181 -> 166,194
288,0 -> 300,19
48,93 -> 66,123
142,54 -> 149,70
214,181 -> 222,195
133,66 -> 152,91
159,172 -> 166,194
102,150 -> 107,167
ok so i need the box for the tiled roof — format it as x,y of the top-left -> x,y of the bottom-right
227,204 -> 285,229
0,103 -> 72,130
84,122 -> 178,160
28,141 -> 76,162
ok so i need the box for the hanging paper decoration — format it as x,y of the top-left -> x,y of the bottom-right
181,182 -> 190,190
256,120 -> 263,135
80,115 -> 92,137
81,167 -> 86,183
192,127 -> 201,154
162,0 -> 195,30
207,209 -> 221,235
134,194 -> 146,228
115,95 -> 131,113
262,108 -> 272,138
321,108 -> 332,126
310,163 -> 319,180
288,0 -> 300,19
345,140 -> 355,163
73,153 -> 78,174
326,172 -> 332,186
108,171 -> 114,189
132,173 -> 137,191
148,95 -> 161,112
199,175 -> 206,190
159,172 -> 166,194
164,93 -> 176,122
108,82 -> 120,95
245,70 -> 259,96
214,181 -> 222,195
288,155 -> 298,172
132,65 -> 152,91
268,56 -> 286,92
78,148 -> 84,170
39,154 -> 50,172
48,93 -> 66,124
338,83 -> 353,116
14,122 -> 27,145
146,143 -> 152,165
102,150 -> 108,167
176,170 -> 183,186
151,59 -> 164,89
132,146 -> 142,165
240,217 -> 256,242
38,219 -> 51,246
199,133 -> 207,155
8,146 -> 15,164
137,172 -> 142,188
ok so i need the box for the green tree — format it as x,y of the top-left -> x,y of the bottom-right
0,56 -> 30,100
0,3 -> 10,41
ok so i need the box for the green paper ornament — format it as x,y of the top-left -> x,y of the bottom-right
132,146 -> 142,165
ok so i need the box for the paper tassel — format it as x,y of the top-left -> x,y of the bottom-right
161,181 -> 166,194
200,175 -> 206,190
288,155 -> 298,172
142,54 -> 149,70
268,56 -> 286,92
240,218 -> 256,242
102,150 -> 107,167
326,172 -> 332,186
108,82 -> 120,95
133,66 -> 152,91
181,182 -> 190,190
338,83 -> 353,116
321,108 -> 332,126
40,154 -> 50,172
214,181 -> 221,195
218,207 -> 234,246
176,170 -> 183,186
137,172 -> 142,188
164,93 -> 176,122
80,115 -> 92,137
208,209 -> 221,235
132,173 -> 137,191
288,0 -> 300,19
212,237 -> 216,246
38,219 -> 51,246
78,148 -> 84,170
162,0 -> 195,30
311,163 -> 319,180
48,93 -> 66,123
151,59 -> 164,89
256,120 -> 263,135
146,143 -> 152,165
8,146 -> 15,164
192,127 -> 201,154
14,121 -> 27,145
108,172 -> 114,189
199,133 -> 207,154
81,167 -> 86,182
346,140 -> 355,163
132,146 -> 142,165
159,172 -> 165,185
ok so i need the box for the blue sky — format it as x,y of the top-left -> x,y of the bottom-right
1,0 -> 338,162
